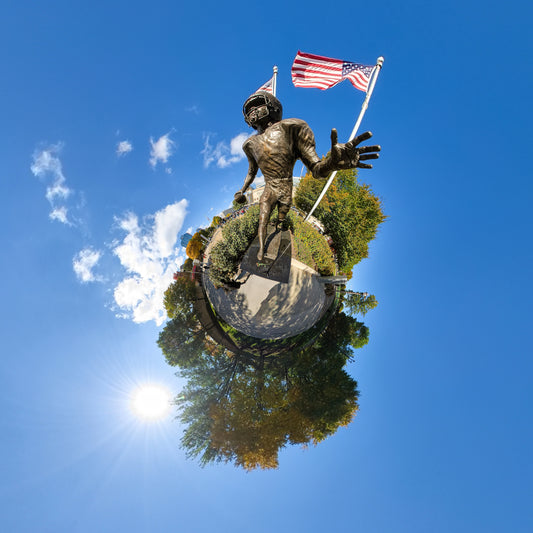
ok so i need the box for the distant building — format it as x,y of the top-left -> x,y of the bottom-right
245,186 -> 263,205
180,233 -> 192,248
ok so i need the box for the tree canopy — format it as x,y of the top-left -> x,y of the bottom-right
342,292 -> 378,317
170,307 -> 367,470
185,233 -> 203,260
294,168 -> 386,274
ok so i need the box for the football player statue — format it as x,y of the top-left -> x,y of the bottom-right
234,91 -> 380,262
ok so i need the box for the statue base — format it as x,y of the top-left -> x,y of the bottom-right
239,227 -> 292,283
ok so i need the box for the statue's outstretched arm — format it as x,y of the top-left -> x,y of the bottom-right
234,152 -> 258,203
312,130 -> 381,179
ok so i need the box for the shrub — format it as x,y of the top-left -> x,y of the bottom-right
208,206 -> 259,287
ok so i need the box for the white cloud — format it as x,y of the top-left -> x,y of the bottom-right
116,140 -> 133,156
230,133 -> 248,156
253,175 -> 265,188
31,144 -> 75,224
111,199 -> 188,325
45,181 -> 71,202
149,132 -> 175,168
73,247 -> 103,283
31,144 -> 76,225
31,143 -> 64,178
201,132 -> 248,169
49,206 -> 71,225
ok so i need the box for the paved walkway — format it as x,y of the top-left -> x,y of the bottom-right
203,226 -> 331,340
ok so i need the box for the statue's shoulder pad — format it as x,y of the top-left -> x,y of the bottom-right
242,136 -> 255,149
280,118 -> 308,127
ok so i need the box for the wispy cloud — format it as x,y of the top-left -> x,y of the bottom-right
31,143 -> 74,225
111,200 -> 188,325
149,131 -> 175,169
201,132 -> 248,169
73,247 -> 103,283
50,206 -> 70,225
116,140 -> 133,156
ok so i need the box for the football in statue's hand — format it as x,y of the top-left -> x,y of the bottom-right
234,192 -> 246,205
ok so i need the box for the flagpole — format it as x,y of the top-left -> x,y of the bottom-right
272,65 -> 278,97
304,56 -> 384,222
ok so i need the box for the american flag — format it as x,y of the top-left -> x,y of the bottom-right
291,50 -> 374,92
256,76 -> 273,94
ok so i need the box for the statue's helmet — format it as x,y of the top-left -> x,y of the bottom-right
243,91 -> 283,129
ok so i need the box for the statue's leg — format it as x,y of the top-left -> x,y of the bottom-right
258,194 -> 275,261
278,203 -> 290,230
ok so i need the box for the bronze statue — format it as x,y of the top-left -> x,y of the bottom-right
234,91 -> 380,261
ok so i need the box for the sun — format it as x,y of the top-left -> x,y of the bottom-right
130,384 -> 172,421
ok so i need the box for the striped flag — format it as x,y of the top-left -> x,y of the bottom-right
291,50 -> 374,92
256,76 -> 273,94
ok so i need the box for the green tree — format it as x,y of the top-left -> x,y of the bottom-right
178,353 -> 243,465
182,257 -> 193,272
294,169 -> 385,274
163,276 -> 196,319
179,349 -> 360,471
157,315 -> 206,367
159,276 -> 207,368
319,308 -> 369,353
343,292 -> 378,317
210,215 -> 222,227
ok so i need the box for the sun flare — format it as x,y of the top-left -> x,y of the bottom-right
130,384 -> 172,421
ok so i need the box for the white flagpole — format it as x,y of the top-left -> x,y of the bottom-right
272,65 -> 278,97
304,56 -> 384,222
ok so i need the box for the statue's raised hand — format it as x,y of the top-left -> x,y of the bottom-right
330,129 -> 381,170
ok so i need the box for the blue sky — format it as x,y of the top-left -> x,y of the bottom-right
1,1 -> 532,531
